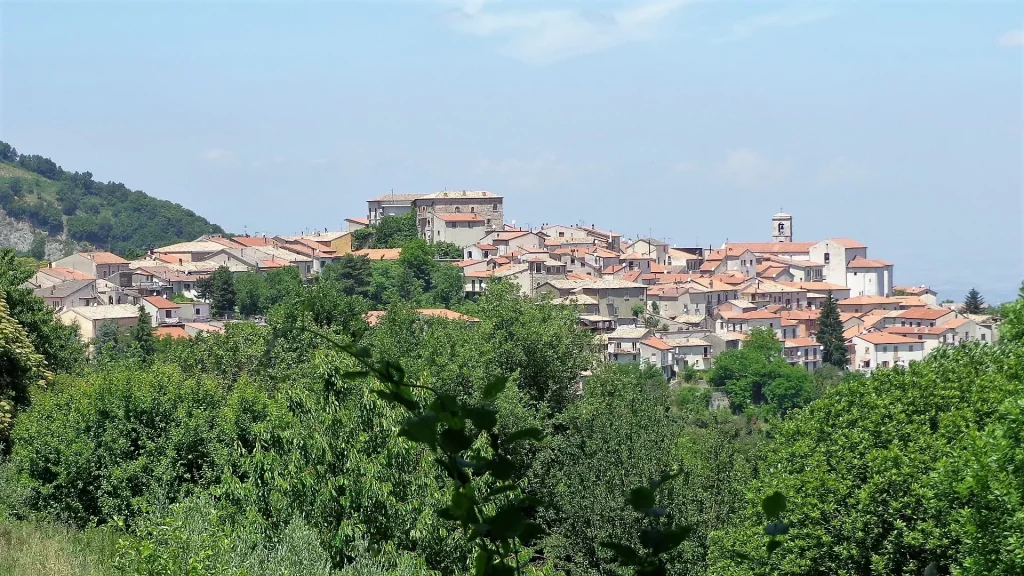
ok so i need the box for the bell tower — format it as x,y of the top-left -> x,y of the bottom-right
772,211 -> 792,243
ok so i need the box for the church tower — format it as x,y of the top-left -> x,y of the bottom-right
772,211 -> 792,243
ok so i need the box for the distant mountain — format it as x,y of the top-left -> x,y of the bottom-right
0,141 -> 224,258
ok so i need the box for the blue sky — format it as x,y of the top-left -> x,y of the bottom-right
2,1 -> 1021,300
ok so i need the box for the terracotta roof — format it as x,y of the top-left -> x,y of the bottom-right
846,256 -> 893,269
894,285 -> 934,295
641,336 -> 673,351
353,248 -> 402,261
491,231 -> 531,241
593,248 -> 621,258
883,326 -> 950,336
346,217 -> 370,225
41,267 -> 94,281
897,307 -> 954,320
437,213 -> 485,223
154,326 -> 190,339
621,270 -> 642,283
725,242 -> 816,254
843,325 -> 865,339
454,259 -> 485,268
788,281 -> 849,292
855,332 -> 922,345
649,263 -> 667,273
942,317 -> 971,329
144,296 -> 180,310
232,236 -> 274,247
602,264 -> 626,274
415,309 -> 480,322
475,244 -> 498,251
206,236 -> 245,249
82,251 -> 129,265
839,296 -> 900,305
153,241 -> 226,254
781,309 -> 820,320
734,310 -> 782,320
259,259 -> 290,269
828,238 -> 867,249
620,252 -> 656,260
565,272 -> 592,280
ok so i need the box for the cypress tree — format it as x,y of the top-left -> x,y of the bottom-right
816,290 -> 848,368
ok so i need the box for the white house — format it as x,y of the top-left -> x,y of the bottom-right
33,280 -> 97,309
142,296 -> 181,326
783,338 -> 823,371
665,337 -> 713,370
177,301 -> 211,323
639,336 -> 675,379
51,251 -> 131,280
606,326 -> 652,363
850,332 -> 927,373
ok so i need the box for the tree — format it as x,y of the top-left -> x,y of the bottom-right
398,239 -> 435,291
429,263 -> 465,308
999,281 -> 1024,344
234,272 -> 268,318
0,140 -> 18,162
0,289 -> 50,442
650,300 -> 660,315
963,288 -> 985,314
29,235 -> 46,260
816,290 -> 848,368
321,254 -> 372,298
431,241 -> 464,260
371,212 -> 418,249
197,266 -> 236,316
631,303 -> 645,318
129,306 -> 157,359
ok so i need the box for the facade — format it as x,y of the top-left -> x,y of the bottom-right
851,332 -> 927,372
142,296 -> 181,326
58,304 -> 140,342
51,251 -> 131,279
177,301 -> 210,323
639,336 -> 675,379
665,337 -> 713,370
783,338 -> 823,371
628,238 -> 669,266
536,279 -> 647,325
606,327 -> 652,363
845,257 -> 894,297
808,238 -> 869,287
33,280 -> 97,309
415,191 -> 503,243
772,212 -> 793,242
367,193 -> 429,225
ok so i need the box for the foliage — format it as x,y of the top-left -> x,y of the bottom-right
963,288 -> 985,314
197,266 -> 236,316
0,291 -> 51,445
432,241 -> 465,260
0,518 -> 118,576
321,254 -> 373,299
709,342 -> 1024,576
6,363 -> 285,527
815,291 -> 848,368
709,328 -> 815,415
0,249 -> 85,375
0,141 -> 223,254
370,212 -> 418,249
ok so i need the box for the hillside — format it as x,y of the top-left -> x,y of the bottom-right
0,141 -> 224,257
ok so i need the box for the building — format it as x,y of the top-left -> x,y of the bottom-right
142,296 -> 181,326
606,326 -> 652,363
783,338 -> 823,371
33,280 -> 97,309
894,285 -> 938,306
51,251 -> 131,280
808,238 -> 869,286
367,193 -> 429,225
664,337 -> 713,371
352,248 -> 402,262
772,212 -> 793,242
177,301 -> 210,323
151,241 -> 228,264
627,238 -> 669,266
58,304 -> 140,342
25,267 -> 94,288
536,278 -> 647,325
850,332 -> 927,372
845,257 -> 894,297
639,336 -> 675,379
415,190 -> 503,243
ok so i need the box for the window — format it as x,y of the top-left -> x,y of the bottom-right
454,206 -> 461,213
185,283 -> 191,290
165,310 -> 172,319
492,203 -> 498,210
470,207 -> 475,213
486,219 -> 491,226
824,253 -> 830,264
981,333 -> 987,341
882,346 -> 888,352
306,265 -> 312,274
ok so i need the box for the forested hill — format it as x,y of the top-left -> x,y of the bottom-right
0,141 -> 224,257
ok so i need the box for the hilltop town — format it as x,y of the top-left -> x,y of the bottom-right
28,189 -> 1000,376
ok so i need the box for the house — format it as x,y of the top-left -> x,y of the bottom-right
364,308 -> 480,327
714,309 -> 782,335
885,307 -> 960,329
703,247 -> 758,278
51,251 -> 131,279
666,248 -> 702,272
183,322 -> 225,337
177,301 -> 210,323
415,190 -> 503,242
664,337 -> 714,371
345,217 -> 370,231
241,245 -> 315,277
154,326 -> 190,340
850,332 -> 927,373
783,338 -> 823,371
479,230 -> 544,255
740,280 -> 808,310
626,238 -> 669,266
780,309 -> 820,337
763,255 -> 824,282
845,257 -> 894,297
465,244 -> 500,261
367,192 -> 429,225
789,282 -> 852,309
142,296 -> 181,326
274,239 -> 336,274
58,304 -> 140,342
541,225 -> 622,252
152,241 -> 227,264
639,336 -> 675,379
33,280 -> 97,309
298,231 -> 353,255
619,252 -> 655,274
606,326 -> 652,363
536,279 -> 647,325
894,285 -> 938,306
837,296 -> 901,314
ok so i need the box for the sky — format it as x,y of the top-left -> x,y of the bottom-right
1,0 -> 1022,301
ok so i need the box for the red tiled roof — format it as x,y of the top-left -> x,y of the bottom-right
42,267 -> 94,281
839,296 -> 900,305
784,337 -> 819,347
897,308 -> 954,320
154,326 -> 189,339
855,332 -> 921,345
346,217 -> 370,225
641,336 -> 673,351
233,236 -> 274,247
828,238 -> 867,249
454,259 -> 485,268
476,244 -> 498,251
621,270 -> 642,283
83,251 -> 129,265
353,248 -> 402,261
259,259 -> 290,269
846,256 -> 893,269
144,296 -> 180,310
725,242 -> 816,254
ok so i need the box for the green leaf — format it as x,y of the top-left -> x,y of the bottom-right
488,456 -> 516,481
474,549 -> 490,576
440,427 -> 474,453
400,413 -> 439,447
761,491 -> 787,521
351,346 -> 372,359
487,503 -> 525,539
482,376 -> 509,401
505,427 -> 544,444
649,469 -> 683,490
465,406 -> 498,431
627,486 -> 656,513
599,542 -> 642,566
484,483 -> 519,500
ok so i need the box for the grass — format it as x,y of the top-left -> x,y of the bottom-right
0,519 -> 120,576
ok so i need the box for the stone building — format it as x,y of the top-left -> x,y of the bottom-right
414,190 -> 504,246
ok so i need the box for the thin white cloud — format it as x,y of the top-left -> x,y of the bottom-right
443,0 -> 689,65
714,148 -> 788,188
199,148 -> 236,163
998,29 -> 1024,48
718,6 -> 832,42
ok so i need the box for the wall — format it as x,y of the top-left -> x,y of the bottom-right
434,218 -> 488,247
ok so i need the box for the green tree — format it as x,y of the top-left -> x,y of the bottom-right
129,306 -> 157,360
429,263 -> 465,308
816,290 -> 848,368
29,235 -> 46,261
371,212 -> 418,249
963,287 -> 985,314
233,272 -> 268,317
431,241 -> 464,260
632,303 -> 645,318
398,239 -> 435,291
197,266 -> 236,316
0,290 -> 50,443
321,253 -> 373,298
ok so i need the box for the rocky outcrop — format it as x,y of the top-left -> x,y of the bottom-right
0,210 -> 78,260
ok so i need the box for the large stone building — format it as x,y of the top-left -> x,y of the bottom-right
366,193 -> 429,225
414,190 -> 504,247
